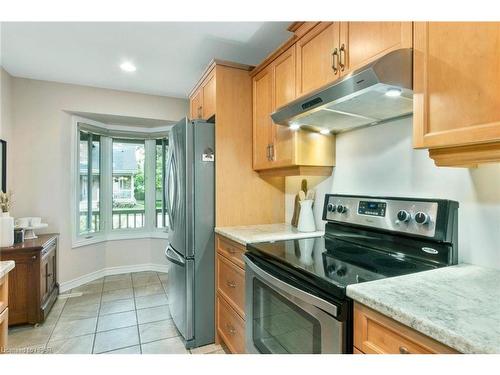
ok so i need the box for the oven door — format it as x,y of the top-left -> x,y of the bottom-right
244,254 -> 345,354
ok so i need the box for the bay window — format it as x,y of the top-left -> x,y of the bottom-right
73,118 -> 169,246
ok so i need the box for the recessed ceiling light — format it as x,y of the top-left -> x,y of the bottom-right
290,124 -> 300,130
385,88 -> 402,97
319,129 -> 330,135
120,61 -> 136,72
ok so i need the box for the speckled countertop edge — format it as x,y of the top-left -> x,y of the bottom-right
215,223 -> 324,246
347,264 -> 500,354
0,260 -> 15,279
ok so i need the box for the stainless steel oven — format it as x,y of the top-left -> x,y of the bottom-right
244,253 -> 346,354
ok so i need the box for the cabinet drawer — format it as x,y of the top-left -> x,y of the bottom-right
216,235 -> 246,269
0,308 -> 8,353
217,294 -> 246,354
0,275 -> 7,313
354,303 -> 457,354
217,255 -> 245,318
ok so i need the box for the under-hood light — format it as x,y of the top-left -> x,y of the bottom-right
290,124 -> 300,130
319,129 -> 330,135
385,88 -> 402,97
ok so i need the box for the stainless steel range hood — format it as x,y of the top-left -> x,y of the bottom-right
271,48 -> 413,133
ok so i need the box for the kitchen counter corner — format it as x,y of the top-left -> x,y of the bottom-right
215,223 -> 324,245
346,263 -> 500,354
0,260 -> 15,279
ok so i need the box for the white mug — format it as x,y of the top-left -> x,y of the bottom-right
15,217 -> 30,228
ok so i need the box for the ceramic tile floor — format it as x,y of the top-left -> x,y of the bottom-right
7,271 -> 227,354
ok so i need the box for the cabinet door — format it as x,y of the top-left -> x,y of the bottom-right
414,22 -> 500,149
296,22 -> 340,97
339,22 -> 412,76
252,65 -> 273,170
272,45 -> 296,167
202,71 -> 216,120
190,88 -> 203,120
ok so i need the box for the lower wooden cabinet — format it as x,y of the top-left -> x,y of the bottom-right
215,234 -> 246,353
0,273 -> 9,353
216,293 -> 246,354
353,303 -> 457,354
0,234 -> 59,326
0,307 -> 8,353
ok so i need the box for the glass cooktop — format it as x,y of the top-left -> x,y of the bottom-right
246,235 -> 439,296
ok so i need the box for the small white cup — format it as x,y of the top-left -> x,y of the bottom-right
15,217 -> 30,228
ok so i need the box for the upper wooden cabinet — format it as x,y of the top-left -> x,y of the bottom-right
413,22 -> 500,167
252,44 -> 335,176
295,21 -> 412,98
189,69 -> 216,121
296,22 -> 340,97
189,87 -> 203,120
339,22 -> 412,76
252,65 -> 274,170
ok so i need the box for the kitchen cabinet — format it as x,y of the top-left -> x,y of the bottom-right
189,87 -> 203,120
296,22 -> 340,97
0,273 -> 9,353
354,303 -> 457,354
190,60 -> 284,227
413,22 -> 500,167
338,22 -> 412,76
252,64 -> 274,170
189,68 -> 215,121
215,234 -> 246,353
0,234 -> 59,326
295,21 -> 412,97
252,44 -> 336,175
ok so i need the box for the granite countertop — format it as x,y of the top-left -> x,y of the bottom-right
0,260 -> 15,279
215,223 -> 324,245
346,264 -> 500,354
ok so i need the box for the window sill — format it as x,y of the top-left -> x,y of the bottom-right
73,230 -> 169,248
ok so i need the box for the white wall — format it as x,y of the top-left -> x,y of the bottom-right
0,68 -> 14,189
9,76 -> 188,284
286,117 -> 500,270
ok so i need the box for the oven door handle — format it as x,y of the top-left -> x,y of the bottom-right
245,255 -> 338,318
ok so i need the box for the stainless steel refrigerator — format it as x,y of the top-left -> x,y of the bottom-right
164,118 -> 215,349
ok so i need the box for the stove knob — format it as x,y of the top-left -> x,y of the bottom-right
397,210 -> 411,222
336,204 -> 347,213
327,203 -> 336,213
336,267 -> 347,277
415,212 -> 430,224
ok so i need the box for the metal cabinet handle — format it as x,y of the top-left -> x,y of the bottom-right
266,144 -> 271,161
332,48 -> 339,74
225,323 -> 236,335
339,44 -> 346,72
226,280 -> 237,288
270,144 -> 275,161
399,346 -> 410,354
32,255 -> 37,260
197,106 -> 202,119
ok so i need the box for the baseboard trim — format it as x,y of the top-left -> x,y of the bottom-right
59,263 -> 169,293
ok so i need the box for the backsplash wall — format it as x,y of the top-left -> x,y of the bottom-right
285,117 -> 500,269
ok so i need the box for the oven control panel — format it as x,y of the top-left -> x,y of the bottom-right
323,195 -> 439,238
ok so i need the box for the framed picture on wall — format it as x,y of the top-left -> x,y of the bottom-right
0,139 -> 6,192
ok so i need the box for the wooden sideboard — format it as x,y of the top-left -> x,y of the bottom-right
0,234 -> 59,326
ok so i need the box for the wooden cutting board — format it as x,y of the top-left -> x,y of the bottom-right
291,179 -> 307,227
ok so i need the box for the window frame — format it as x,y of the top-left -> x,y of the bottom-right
71,116 -> 171,248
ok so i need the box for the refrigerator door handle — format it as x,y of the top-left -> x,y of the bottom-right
166,149 -> 176,229
165,245 -> 185,267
